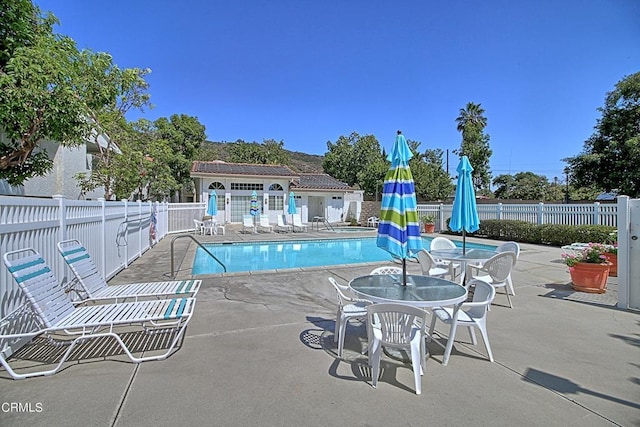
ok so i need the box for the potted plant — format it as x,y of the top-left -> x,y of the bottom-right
603,232 -> 618,277
421,215 -> 435,233
562,243 -> 611,293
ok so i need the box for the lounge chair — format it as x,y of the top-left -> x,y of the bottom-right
243,215 -> 256,234
57,239 -> 200,304
258,214 -> 273,233
276,215 -> 293,233
1,248 -> 196,379
561,242 -> 589,255
292,214 -> 308,232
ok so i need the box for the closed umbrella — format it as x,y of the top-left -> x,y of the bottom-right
376,131 -> 423,285
450,156 -> 480,254
250,190 -> 259,228
287,191 -> 297,226
207,191 -> 217,216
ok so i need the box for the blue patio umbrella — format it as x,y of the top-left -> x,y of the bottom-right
450,155 -> 480,254
287,191 -> 297,225
207,191 -> 217,216
376,131 -> 423,285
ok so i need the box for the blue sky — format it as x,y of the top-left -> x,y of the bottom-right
36,0 -> 639,180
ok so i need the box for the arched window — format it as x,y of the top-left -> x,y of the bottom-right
268,183 -> 284,210
208,182 -> 225,190
269,183 -> 283,192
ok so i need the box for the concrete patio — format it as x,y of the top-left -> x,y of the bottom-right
2,229 -> 638,426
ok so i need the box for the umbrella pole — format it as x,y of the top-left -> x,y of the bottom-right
462,230 -> 466,254
402,259 -> 407,286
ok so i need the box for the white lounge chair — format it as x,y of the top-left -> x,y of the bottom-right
276,215 -> 293,233
258,214 -> 273,233
57,239 -> 200,304
1,248 -> 196,379
243,215 -> 256,234
292,214 -> 308,232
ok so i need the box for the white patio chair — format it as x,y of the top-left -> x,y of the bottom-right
2,248 -> 196,379
258,214 -> 273,233
328,277 -> 371,358
466,251 -> 516,308
366,216 -> 379,227
416,249 -> 455,279
428,279 -> 496,363
57,239 -> 201,303
370,266 -> 403,275
494,241 -> 520,295
429,237 -> 462,279
292,214 -> 308,232
367,303 -> 428,394
193,219 -> 205,235
243,215 -> 256,234
276,215 -> 293,232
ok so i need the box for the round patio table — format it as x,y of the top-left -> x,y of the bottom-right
349,274 -> 467,366
429,248 -> 497,284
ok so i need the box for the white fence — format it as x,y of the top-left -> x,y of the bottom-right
1,195 -> 168,327
417,202 -> 617,232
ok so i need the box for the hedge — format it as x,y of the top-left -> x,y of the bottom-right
443,219 -> 616,247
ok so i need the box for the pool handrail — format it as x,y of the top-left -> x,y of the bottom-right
171,234 -> 226,277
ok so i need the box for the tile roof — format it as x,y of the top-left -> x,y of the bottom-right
292,174 -> 352,190
192,161 -> 297,177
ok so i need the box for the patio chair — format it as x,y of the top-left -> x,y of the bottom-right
193,219 -> 205,235
494,241 -> 520,295
57,239 -> 201,304
370,266 -> 403,275
367,303 -> 428,394
328,277 -> 371,358
366,216 -> 379,227
561,242 -> 590,256
466,251 -> 516,308
258,214 -> 273,233
416,249 -> 455,279
276,215 -> 293,233
1,248 -> 196,379
428,279 -> 496,363
429,237 -> 462,278
243,215 -> 256,234
292,214 -> 308,232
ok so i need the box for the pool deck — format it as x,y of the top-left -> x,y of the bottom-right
2,227 -> 639,426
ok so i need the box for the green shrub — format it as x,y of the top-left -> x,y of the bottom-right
443,218 -> 616,247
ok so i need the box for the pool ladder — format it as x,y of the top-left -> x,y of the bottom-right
170,234 -> 226,278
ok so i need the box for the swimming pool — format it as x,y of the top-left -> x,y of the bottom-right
191,237 -> 496,275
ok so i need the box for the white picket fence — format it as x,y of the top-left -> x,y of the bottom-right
417,202 -> 617,232
0,195 -> 169,329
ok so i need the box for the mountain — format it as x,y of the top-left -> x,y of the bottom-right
198,141 -> 325,174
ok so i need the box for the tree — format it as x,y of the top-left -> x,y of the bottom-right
408,141 -> 453,201
323,132 -> 386,197
154,114 -> 206,199
0,4 -> 124,185
229,139 -> 290,165
322,133 -> 358,186
454,102 -> 493,193
564,72 -> 640,197
492,172 -> 549,200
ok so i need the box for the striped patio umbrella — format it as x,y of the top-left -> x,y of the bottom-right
207,191 -> 217,216
287,191 -> 297,225
376,131 -> 423,285
250,190 -> 259,218
450,156 -> 480,254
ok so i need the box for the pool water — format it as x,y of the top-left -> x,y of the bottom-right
192,237 -> 496,275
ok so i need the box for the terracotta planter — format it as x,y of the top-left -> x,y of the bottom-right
424,224 -> 435,233
569,262 -> 610,293
603,252 -> 617,277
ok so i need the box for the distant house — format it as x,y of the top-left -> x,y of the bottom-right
190,161 -> 363,223
0,130 -> 117,199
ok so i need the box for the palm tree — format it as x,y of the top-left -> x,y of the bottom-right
455,102 -> 487,134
